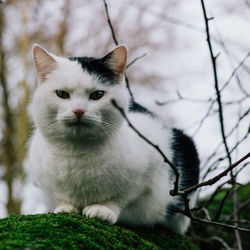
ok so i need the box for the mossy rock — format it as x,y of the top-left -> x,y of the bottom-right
0,213 -> 198,249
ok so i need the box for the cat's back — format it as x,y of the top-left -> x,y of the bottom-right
127,101 -> 199,189
127,101 -> 172,149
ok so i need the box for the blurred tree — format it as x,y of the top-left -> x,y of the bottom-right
15,3 -> 32,179
0,3 -> 19,214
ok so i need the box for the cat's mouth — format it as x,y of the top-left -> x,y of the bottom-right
65,120 -> 91,128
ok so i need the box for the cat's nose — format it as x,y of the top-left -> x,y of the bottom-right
73,109 -> 85,118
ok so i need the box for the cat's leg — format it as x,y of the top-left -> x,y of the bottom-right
54,204 -> 79,213
165,213 -> 191,234
82,201 -> 121,224
165,192 -> 198,234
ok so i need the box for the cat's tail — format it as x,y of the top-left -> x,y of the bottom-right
165,128 -> 200,234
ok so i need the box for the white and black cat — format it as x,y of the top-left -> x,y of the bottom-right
24,44 -> 199,234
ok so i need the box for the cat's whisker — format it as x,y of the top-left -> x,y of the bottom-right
101,120 -> 118,134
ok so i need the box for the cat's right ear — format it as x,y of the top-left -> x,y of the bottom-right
102,45 -> 127,78
32,44 -> 57,83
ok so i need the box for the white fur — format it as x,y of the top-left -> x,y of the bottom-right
25,53 -> 192,234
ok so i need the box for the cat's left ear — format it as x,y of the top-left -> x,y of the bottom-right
32,44 -> 57,83
103,45 -> 127,78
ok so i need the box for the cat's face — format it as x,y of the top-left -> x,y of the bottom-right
30,44 -> 129,144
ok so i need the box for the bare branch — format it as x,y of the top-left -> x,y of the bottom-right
156,90 -> 213,106
233,181 -> 243,250
175,195 -> 250,232
229,128 -> 249,154
200,2 -> 244,246
124,74 -> 135,101
191,217 -> 250,232
221,219 -> 250,225
202,108 -> 250,172
234,162 -> 249,178
213,20 -> 250,97
213,190 -> 230,221
220,50 -> 250,93
237,199 -> 250,215
102,0 -> 134,101
104,1 -> 250,238
188,25 -> 250,138
201,207 -> 212,220
126,53 -> 147,69
200,0 -> 232,166
111,99 -> 180,195
102,0 -> 118,45
178,152 -> 250,195
209,236 -> 231,250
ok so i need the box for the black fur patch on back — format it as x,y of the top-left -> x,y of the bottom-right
69,56 -> 117,85
129,100 -> 155,117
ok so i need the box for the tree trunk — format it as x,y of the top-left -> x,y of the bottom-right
0,4 -> 19,215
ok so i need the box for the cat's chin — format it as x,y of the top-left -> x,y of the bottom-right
59,122 -> 109,144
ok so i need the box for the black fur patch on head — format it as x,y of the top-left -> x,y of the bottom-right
69,56 -> 118,85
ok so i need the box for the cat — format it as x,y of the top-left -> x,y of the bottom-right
24,44 -> 199,235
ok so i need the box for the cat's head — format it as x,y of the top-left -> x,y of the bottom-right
30,44 -> 129,144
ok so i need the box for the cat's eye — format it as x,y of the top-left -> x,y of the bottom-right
56,90 -> 70,99
89,90 -> 105,101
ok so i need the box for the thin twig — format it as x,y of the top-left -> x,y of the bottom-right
200,2 -> 243,247
111,99 -> 180,195
178,152 -> 250,195
227,199 -> 250,220
202,108 -> 250,173
200,0 -> 232,167
209,236 -> 231,250
221,219 -> 250,225
234,162 -> 249,178
191,217 -> 250,232
202,130 -> 249,182
213,19 -> 250,97
102,0 -> 118,45
199,169 -> 244,208
203,130 -> 249,177
233,181 -> 242,250
213,190 -> 230,221
191,49 -> 250,136
124,74 -> 135,101
237,199 -> 250,215
102,0 -> 134,101
200,162 -> 247,204
220,51 -> 250,93
126,53 -> 147,69
229,129 -> 249,154
204,181 -> 228,207
202,207 -> 212,220
175,195 -> 250,232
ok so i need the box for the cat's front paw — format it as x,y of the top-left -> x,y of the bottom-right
54,204 -> 78,213
82,204 -> 118,224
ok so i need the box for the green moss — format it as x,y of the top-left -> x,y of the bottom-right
0,213 -> 198,250
1,184 -> 248,249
